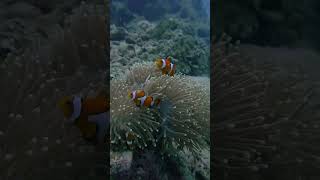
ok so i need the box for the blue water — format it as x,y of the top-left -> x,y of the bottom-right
201,0 -> 210,17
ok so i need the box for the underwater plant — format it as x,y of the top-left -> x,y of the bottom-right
110,62 -> 210,178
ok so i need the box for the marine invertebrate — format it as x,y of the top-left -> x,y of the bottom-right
212,34 -> 271,173
110,62 -> 209,154
110,62 -> 209,179
260,66 -> 320,179
211,34 -> 320,179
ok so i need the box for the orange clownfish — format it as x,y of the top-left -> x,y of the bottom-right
128,90 -> 161,109
136,95 -> 161,109
57,94 -> 109,144
155,56 -> 176,76
128,90 -> 145,105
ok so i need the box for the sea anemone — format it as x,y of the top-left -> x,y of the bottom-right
110,62 -> 209,153
212,34 -> 271,174
211,33 -> 320,179
110,62 -> 210,179
0,3 -> 108,179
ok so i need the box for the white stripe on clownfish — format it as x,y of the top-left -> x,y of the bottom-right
138,95 -> 160,108
69,96 -> 82,123
131,90 -> 137,100
170,63 -> 174,72
161,59 -> 166,69
139,96 -> 147,105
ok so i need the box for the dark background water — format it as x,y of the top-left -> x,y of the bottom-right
214,0 -> 320,50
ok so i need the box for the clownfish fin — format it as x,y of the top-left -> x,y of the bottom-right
155,57 -> 164,70
154,99 -> 161,110
170,70 -> 175,76
135,99 -> 141,107
88,111 -> 109,144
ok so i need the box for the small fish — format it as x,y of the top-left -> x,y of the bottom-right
128,89 -> 145,101
129,90 -> 161,109
155,56 -> 176,76
137,95 -> 161,109
57,94 -> 109,144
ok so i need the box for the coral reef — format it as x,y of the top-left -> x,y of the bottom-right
109,1 -> 210,179
109,1 -> 210,178
110,18 -> 209,77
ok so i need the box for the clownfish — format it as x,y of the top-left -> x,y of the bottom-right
57,94 -> 109,144
128,90 -> 161,109
155,56 -> 176,76
128,90 -> 145,105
